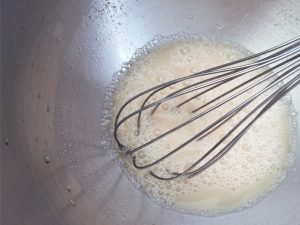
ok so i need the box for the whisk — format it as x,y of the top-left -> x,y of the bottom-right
113,36 -> 300,180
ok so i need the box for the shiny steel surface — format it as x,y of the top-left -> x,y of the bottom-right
1,0 -> 300,224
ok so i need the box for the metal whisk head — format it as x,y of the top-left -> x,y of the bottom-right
114,36 -> 300,180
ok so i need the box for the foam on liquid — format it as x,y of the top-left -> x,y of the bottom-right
109,38 -> 293,215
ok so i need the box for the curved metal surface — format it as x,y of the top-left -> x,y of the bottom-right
1,0 -> 300,225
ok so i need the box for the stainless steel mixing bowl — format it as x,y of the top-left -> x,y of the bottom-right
2,0 -> 300,224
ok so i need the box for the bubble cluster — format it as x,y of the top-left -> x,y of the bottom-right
101,34 -> 297,216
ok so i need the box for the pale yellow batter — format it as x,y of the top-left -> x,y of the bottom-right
111,39 -> 292,215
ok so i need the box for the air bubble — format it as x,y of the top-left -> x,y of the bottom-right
180,47 -> 190,55
188,15 -> 194,20
157,76 -> 165,83
134,130 -> 139,136
162,103 -> 169,110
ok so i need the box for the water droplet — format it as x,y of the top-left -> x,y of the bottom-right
66,185 -> 72,192
100,140 -> 107,146
215,22 -> 224,30
70,199 -> 76,207
43,156 -> 50,164
4,138 -> 9,146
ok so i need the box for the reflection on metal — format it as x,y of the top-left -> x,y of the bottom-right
2,0 -> 300,224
